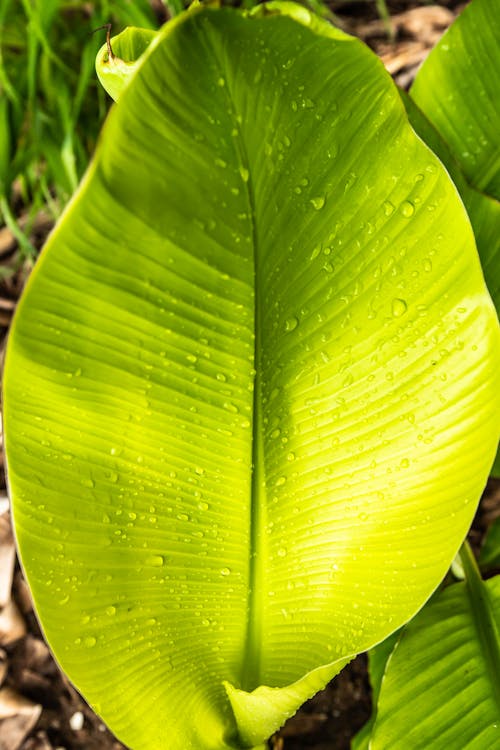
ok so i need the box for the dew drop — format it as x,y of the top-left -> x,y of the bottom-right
220,567 -> 231,577
400,201 -> 415,218
277,547 -> 287,558
146,555 -> 164,567
81,478 -> 95,489
391,298 -> 408,317
276,476 -> 287,487
239,166 -> 249,183
106,606 -> 116,616
423,258 -> 433,272
285,316 -> 299,332
83,636 -> 96,648
310,196 -> 325,210
344,173 -> 357,192
383,200 -> 395,216
217,77 -> 225,87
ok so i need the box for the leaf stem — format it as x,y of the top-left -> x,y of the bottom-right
458,540 -> 500,710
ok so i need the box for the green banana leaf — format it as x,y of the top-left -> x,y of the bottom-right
350,630 -> 400,750
95,26 -> 157,102
401,92 -> 500,318
3,4 -> 500,749
407,0 -> 500,476
370,544 -> 500,749
410,0 -> 500,201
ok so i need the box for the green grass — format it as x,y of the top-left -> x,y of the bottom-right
0,0 -> 159,261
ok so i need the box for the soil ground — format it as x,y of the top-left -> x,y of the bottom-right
1,2 -> 497,749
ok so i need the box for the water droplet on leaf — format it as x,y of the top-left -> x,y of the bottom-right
400,201 -> 415,217
146,555 -> 164,567
391,298 -> 408,317
310,196 -> 325,210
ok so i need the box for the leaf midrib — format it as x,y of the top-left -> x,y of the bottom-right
207,38 -> 267,692
237,108 -> 266,696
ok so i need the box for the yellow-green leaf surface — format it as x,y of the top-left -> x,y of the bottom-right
410,0 -> 500,201
371,546 -> 500,749
4,4 -> 500,749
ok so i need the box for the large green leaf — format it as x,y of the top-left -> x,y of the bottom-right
407,0 -> 500,476
401,92 -> 500,335
3,4 -> 500,749
410,0 -> 500,201
370,544 -> 500,749
351,630 -> 400,750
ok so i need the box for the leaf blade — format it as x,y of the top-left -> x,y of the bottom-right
410,0 -> 500,201
4,5 -> 500,748
371,557 -> 500,749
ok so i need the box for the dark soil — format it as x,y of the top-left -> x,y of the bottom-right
1,3 -> 496,750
